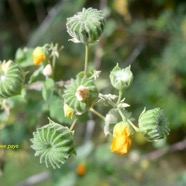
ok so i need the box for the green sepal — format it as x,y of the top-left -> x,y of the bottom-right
76,70 -> 101,80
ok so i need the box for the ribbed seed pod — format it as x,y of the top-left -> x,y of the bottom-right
66,8 -> 105,43
0,60 -> 24,98
30,119 -> 76,169
138,108 -> 170,141
63,77 -> 99,114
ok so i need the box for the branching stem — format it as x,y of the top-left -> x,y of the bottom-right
118,108 -> 140,132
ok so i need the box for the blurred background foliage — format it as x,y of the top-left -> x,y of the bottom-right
0,0 -> 186,185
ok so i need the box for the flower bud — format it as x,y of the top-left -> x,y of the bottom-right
66,8 -> 105,43
111,122 -> 134,154
138,108 -> 170,141
43,64 -> 52,78
33,47 -> 46,65
110,64 -> 133,90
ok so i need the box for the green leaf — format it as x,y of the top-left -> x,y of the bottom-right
42,78 -> 55,101
28,65 -> 43,83
15,48 -> 34,67
48,95 -> 73,124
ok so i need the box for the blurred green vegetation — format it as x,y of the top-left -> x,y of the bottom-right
0,0 -> 186,185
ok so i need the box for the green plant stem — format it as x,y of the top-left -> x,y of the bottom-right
118,108 -> 126,121
70,117 -> 78,131
117,90 -> 123,104
127,119 -> 140,132
90,107 -> 105,121
52,55 -> 56,78
118,108 -> 140,132
84,43 -> 89,76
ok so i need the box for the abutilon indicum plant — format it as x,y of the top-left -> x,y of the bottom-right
0,8 -> 170,169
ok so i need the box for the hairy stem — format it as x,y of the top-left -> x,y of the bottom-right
127,119 -> 140,132
52,55 -> 56,78
90,107 -> 105,121
70,117 -> 78,131
84,43 -> 89,76
117,90 -> 123,104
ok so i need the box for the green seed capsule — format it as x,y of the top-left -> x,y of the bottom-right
0,60 -> 24,98
30,119 -> 76,169
138,108 -> 170,141
66,8 -> 105,43
63,77 -> 99,114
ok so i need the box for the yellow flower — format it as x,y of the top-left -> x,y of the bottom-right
64,104 -> 75,118
76,163 -> 86,176
110,122 -> 132,154
33,47 -> 45,65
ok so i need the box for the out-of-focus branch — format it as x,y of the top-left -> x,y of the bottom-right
139,139 -> 186,162
100,0 -> 108,10
26,80 -> 70,91
16,171 -> 50,186
35,1 -> 46,24
124,42 -> 145,66
93,0 -> 108,70
8,0 -> 29,41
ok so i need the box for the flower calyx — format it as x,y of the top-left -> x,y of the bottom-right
110,64 -> 133,90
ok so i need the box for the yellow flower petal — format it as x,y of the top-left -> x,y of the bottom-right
113,122 -> 128,137
64,104 -> 74,118
33,47 -> 45,65
111,122 -> 132,154
76,163 -> 86,176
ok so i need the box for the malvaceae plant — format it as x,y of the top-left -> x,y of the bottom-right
0,7 -> 170,169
